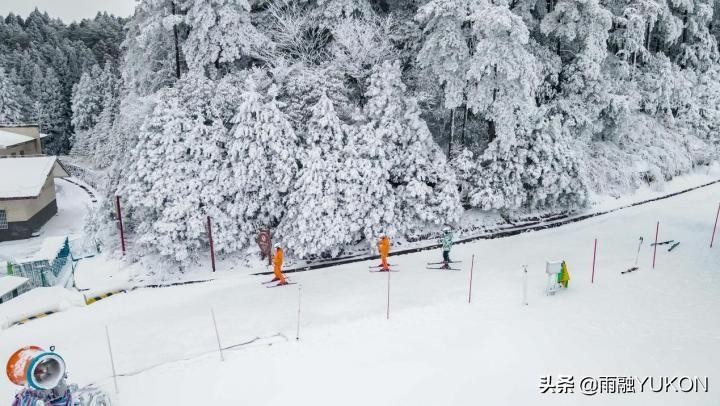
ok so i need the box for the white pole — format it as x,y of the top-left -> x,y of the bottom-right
296,284 -> 302,341
105,325 -> 119,394
522,266 -> 528,306
211,308 -> 224,361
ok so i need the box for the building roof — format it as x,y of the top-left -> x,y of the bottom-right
18,236 -> 69,263
0,156 -> 67,199
0,129 -> 34,148
0,275 -> 29,298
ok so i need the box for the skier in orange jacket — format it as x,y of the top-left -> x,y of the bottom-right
272,243 -> 288,285
377,233 -> 391,271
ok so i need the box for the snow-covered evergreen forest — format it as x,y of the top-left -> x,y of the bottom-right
0,10 -> 127,153
3,0 -> 720,265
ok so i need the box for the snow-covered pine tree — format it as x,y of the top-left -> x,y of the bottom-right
415,0 -> 472,110
0,67 -> 24,123
524,114 -> 588,209
465,0 -> 540,145
71,65 -> 104,132
38,67 -> 71,153
181,0 -> 270,73
278,92 -> 355,257
540,0 -> 613,140
218,77 -> 299,252
122,80 -> 216,263
364,60 -> 462,233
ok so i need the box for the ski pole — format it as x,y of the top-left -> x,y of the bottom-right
634,237 -> 643,266
591,238 -> 597,284
652,222 -> 659,269
711,203 -> 720,248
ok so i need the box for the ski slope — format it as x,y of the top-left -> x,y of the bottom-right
1,182 -> 720,405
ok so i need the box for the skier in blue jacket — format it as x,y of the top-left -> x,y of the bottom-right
440,226 -> 454,269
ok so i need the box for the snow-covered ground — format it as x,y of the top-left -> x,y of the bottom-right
1,174 -> 719,405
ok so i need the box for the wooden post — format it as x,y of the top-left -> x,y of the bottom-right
115,196 -> 126,256
468,254 -> 475,303
105,326 -> 119,394
207,216 -> 216,272
591,238 -> 597,283
652,222 -> 659,269
711,203 -> 720,248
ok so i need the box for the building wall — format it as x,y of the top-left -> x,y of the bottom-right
0,126 -> 43,156
0,140 -> 41,157
0,176 -> 57,222
0,200 -> 57,242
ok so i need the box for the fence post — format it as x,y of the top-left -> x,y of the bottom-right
210,308 -> 224,361
105,325 -> 119,394
115,196 -> 126,256
207,216 -> 216,272
386,269 -> 391,320
711,203 -> 720,248
652,222 -> 659,269
522,266 -> 528,306
591,238 -> 598,283
468,254 -> 475,303
296,285 -> 302,341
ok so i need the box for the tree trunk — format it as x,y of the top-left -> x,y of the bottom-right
171,1 -> 182,80
461,105 -> 468,146
448,109 -> 455,159
487,119 -> 496,143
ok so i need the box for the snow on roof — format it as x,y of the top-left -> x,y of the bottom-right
19,236 -> 69,263
0,129 -> 34,148
0,275 -> 29,298
0,156 -> 58,199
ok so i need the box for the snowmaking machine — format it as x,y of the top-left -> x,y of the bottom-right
6,346 -> 111,406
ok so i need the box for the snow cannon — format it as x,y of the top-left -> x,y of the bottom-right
6,346 -> 66,390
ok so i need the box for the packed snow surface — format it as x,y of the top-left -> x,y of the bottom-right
0,180 -> 719,405
0,275 -> 28,298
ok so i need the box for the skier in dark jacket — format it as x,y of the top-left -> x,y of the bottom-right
440,226 -> 454,269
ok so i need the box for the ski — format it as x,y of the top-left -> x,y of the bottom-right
369,264 -> 397,268
426,267 -> 461,271
262,279 -> 280,284
621,267 -> 639,274
369,269 -> 399,273
668,242 -> 680,252
426,261 -> 462,265
650,240 -> 674,246
266,282 -> 298,288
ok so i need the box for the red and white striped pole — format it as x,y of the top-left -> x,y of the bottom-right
207,216 -> 216,272
652,221 -> 659,269
115,195 -> 125,256
468,254 -> 475,303
591,238 -> 597,283
711,203 -> 720,248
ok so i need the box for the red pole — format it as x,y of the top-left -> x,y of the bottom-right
711,203 -> 720,248
207,216 -> 216,272
386,268 -> 390,320
468,254 -> 475,303
652,221 -> 659,269
591,238 -> 597,284
115,195 -> 126,256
